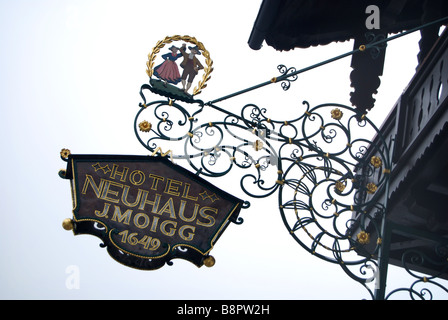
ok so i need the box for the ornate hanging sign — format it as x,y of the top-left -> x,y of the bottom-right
59,151 -> 244,270
59,24 -> 448,297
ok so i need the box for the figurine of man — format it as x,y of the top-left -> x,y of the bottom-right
179,44 -> 204,93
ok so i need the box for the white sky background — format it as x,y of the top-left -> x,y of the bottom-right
0,0 -> 441,300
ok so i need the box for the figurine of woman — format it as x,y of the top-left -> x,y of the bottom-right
153,45 -> 183,84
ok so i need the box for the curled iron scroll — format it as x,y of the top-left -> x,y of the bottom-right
135,90 -> 391,297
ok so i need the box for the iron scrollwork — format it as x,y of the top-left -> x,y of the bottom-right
385,244 -> 448,300
135,84 -> 393,297
133,20 -> 448,297
364,32 -> 388,60
276,64 -> 298,91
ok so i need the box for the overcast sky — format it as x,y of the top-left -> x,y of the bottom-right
1,0 -> 445,300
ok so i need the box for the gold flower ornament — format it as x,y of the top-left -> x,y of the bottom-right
331,108 -> 343,120
357,231 -> 370,245
139,120 -> 152,132
366,182 -> 378,194
370,156 -> 382,168
60,148 -> 71,159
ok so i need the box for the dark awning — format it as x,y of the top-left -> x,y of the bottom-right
249,0 -> 442,51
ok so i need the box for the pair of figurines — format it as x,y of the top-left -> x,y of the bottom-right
153,43 -> 203,94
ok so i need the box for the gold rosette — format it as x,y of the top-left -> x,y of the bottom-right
138,120 -> 152,132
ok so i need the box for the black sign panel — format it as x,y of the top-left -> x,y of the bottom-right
60,154 -> 244,270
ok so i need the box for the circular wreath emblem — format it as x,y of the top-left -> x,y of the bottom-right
146,35 -> 213,96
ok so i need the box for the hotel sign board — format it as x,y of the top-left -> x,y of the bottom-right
60,154 -> 244,270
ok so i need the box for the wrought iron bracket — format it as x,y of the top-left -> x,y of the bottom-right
135,79 -> 395,297
132,16 -> 448,298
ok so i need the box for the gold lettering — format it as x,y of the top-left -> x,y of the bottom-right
133,212 -> 150,229
138,191 -> 161,213
111,205 -> 132,225
121,186 -> 143,207
179,201 -> 199,222
182,183 -> 198,201
95,202 -> 111,218
160,220 -> 177,237
81,174 -> 104,198
148,174 -> 164,191
164,178 -> 182,196
129,170 -> 145,186
150,216 -> 160,232
157,197 -> 177,219
196,207 -> 218,227
100,180 -> 123,204
179,225 -> 195,241
109,164 -> 129,182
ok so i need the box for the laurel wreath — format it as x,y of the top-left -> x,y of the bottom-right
146,35 -> 213,96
